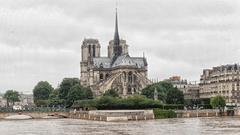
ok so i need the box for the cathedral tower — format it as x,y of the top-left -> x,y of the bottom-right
80,39 -> 101,86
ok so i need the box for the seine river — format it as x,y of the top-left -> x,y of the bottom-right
1,117 -> 240,135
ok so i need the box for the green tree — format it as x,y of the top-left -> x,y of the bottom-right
4,90 -> 20,107
59,78 -> 80,100
48,88 -> 64,107
210,96 -> 226,112
103,89 -> 119,97
66,84 -> 93,107
166,87 -> 184,104
142,81 -> 174,103
33,81 -> 54,106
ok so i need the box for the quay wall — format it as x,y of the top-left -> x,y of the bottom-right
69,110 -> 155,121
175,109 -> 240,118
0,112 -> 69,119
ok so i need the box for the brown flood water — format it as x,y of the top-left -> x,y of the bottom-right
0,117 -> 240,135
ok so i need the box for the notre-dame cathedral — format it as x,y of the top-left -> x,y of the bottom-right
80,9 -> 151,96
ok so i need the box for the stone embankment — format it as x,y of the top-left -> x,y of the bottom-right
69,110 -> 155,122
0,112 -> 69,119
176,109 -> 240,118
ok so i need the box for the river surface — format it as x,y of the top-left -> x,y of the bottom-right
1,117 -> 240,135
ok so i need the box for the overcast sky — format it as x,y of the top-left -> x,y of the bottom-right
0,0 -> 239,93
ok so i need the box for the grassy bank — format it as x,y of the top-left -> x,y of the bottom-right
153,108 -> 177,119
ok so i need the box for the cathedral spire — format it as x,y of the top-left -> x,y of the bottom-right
112,7 -> 122,57
113,8 -> 120,46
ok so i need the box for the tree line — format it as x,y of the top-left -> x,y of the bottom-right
2,78 -> 226,110
33,78 -> 93,107
32,79 -> 185,108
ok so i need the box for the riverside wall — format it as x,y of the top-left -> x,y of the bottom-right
175,109 -> 240,118
0,112 -> 69,119
69,110 -> 155,122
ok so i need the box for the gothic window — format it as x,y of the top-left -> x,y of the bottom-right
88,46 -> 91,56
123,71 -> 126,82
106,73 -> 109,79
93,45 -> 96,57
133,88 -> 136,93
100,73 -> 104,80
128,86 -> 132,94
128,71 -> 133,83
133,75 -> 137,83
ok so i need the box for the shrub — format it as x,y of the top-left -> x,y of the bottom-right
72,95 -> 184,110
163,104 -> 184,110
153,108 -> 177,119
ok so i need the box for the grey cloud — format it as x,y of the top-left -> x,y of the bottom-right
0,0 -> 239,92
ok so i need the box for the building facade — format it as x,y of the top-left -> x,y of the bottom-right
0,93 -> 34,107
166,76 -> 200,101
80,10 -> 151,96
200,64 -> 240,104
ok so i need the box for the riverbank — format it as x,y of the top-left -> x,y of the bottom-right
0,112 -> 69,119
0,109 -> 239,121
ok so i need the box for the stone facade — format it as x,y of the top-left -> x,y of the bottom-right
200,64 -> 240,104
80,10 -> 151,96
166,76 -> 200,101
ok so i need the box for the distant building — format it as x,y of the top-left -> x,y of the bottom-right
200,64 -> 240,104
166,76 -> 200,101
165,76 -> 188,91
18,93 -> 34,106
184,82 -> 200,101
0,93 -> 34,107
0,94 -> 7,107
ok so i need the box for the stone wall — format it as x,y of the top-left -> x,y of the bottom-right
0,112 -> 69,119
176,110 -> 221,118
69,110 -> 154,122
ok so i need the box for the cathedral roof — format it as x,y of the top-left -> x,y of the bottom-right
92,54 -> 146,69
112,54 -> 135,67
93,57 -> 111,68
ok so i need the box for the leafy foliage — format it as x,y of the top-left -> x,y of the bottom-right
33,81 -> 54,106
73,94 -> 184,110
59,78 -> 80,100
103,89 -> 119,97
153,108 -> 177,119
74,95 -> 162,110
4,90 -> 20,106
66,84 -> 93,107
210,96 -> 226,109
142,81 -> 184,104
166,87 -> 184,104
48,89 -> 64,107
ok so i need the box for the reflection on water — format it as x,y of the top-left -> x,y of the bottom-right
0,117 -> 240,135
